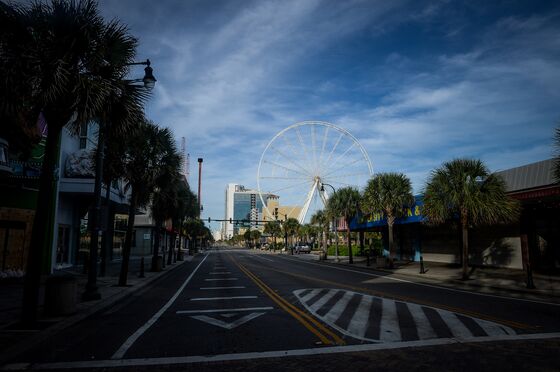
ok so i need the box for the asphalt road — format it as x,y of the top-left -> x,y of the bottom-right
6,246 -> 560,371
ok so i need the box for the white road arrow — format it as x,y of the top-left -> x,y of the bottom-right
190,312 -> 266,330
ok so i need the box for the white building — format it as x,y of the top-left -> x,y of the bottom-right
223,183 -> 273,239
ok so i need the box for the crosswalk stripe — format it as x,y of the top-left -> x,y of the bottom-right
347,295 -> 372,338
300,289 -> 321,304
380,298 -> 401,342
324,291 -> 354,325
309,289 -> 339,312
407,303 -> 437,339
476,318 -> 515,336
437,309 -> 473,338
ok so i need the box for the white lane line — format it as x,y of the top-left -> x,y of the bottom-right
16,333 -> 560,370
190,296 -> 258,301
209,272 -> 232,274
276,255 -> 560,307
309,289 -> 338,312
205,278 -> 238,281
347,295 -> 372,338
177,307 -> 273,314
111,254 -> 208,360
199,286 -> 246,290
407,303 -> 437,339
437,310 -> 473,338
323,291 -> 354,324
380,298 -> 401,342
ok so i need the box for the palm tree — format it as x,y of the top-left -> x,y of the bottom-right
423,159 -> 520,280
283,218 -> 300,254
118,121 -> 181,285
264,221 -> 282,250
184,218 -> 204,252
0,0 -> 145,323
311,210 -> 329,259
171,181 -> 198,260
243,229 -> 252,248
362,173 -> 415,263
250,230 -> 262,248
326,187 -> 361,264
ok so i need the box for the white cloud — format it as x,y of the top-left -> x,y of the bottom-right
96,1 -> 560,227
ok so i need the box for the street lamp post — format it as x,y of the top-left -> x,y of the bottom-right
197,158 -> 203,215
82,60 -> 156,301
320,183 -> 338,262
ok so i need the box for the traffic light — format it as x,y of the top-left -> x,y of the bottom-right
207,217 -> 211,223
229,218 -> 232,224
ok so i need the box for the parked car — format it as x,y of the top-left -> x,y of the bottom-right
295,243 -> 311,254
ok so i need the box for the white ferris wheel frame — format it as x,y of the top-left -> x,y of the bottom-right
257,121 -> 373,224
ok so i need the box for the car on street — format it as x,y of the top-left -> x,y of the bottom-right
295,243 -> 311,254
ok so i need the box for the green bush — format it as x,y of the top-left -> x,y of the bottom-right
326,244 -> 361,256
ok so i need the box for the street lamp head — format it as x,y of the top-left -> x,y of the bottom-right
142,60 -> 156,90
198,158 -> 203,163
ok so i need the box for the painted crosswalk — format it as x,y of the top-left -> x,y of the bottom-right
294,288 -> 516,343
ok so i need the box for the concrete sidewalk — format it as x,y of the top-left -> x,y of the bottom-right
288,252 -> 560,303
0,254 -> 194,366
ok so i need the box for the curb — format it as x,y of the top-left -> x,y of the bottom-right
0,258 -> 192,366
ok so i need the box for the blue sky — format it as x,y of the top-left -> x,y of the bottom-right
95,0 -> 560,232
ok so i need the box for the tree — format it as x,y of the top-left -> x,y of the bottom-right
423,159 -> 520,280
118,121 -> 180,285
250,230 -> 262,248
243,229 -> 252,248
282,218 -> 300,254
184,218 -> 204,252
311,210 -> 329,259
362,173 -> 415,262
264,221 -> 281,249
326,187 -> 361,264
0,0 -> 145,324
149,146 -> 182,267
171,181 -> 198,259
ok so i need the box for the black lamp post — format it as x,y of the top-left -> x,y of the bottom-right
82,60 -> 156,301
320,182 -> 338,262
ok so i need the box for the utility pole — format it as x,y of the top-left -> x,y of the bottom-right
197,158 -> 203,215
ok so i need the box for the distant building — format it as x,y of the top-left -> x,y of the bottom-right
223,184 -> 275,239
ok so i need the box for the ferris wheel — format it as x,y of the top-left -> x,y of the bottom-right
257,121 -> 373,224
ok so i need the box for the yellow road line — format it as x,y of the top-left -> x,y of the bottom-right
231,255 -> 345,345
247,263 -> 536,331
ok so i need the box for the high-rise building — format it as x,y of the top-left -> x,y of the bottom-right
223,184 -> 274,239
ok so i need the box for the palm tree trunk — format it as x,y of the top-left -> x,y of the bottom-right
119,190 -> 136,286
152,220 -> 161,271
22,126 -> 61,325
322,228 -> 327,260
461,220 -> 469,280
99,179 -> 111,277
346,218 -> 353,264
167,232 -> 173,265
387,216 -> 396,259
